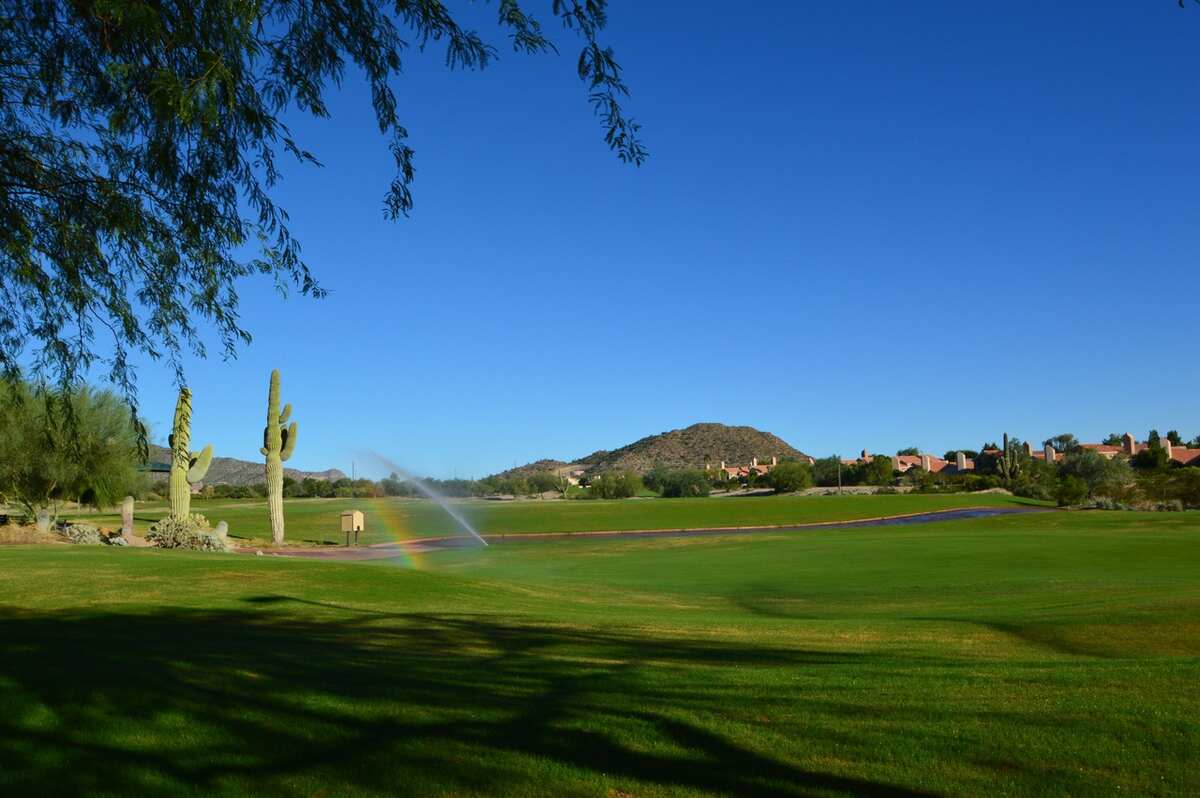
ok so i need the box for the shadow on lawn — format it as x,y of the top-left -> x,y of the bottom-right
0,597 -> 937,798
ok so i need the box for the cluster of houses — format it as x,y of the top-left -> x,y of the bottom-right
712,432 -> 1200,481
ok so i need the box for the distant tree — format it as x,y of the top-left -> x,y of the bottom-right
811,457 -> 843,488
379,473 -> 408,497
1132,436 -> 1170,471
0,1 -> 644,414
1042,433 -> 1080,454
302,477 -> 336,498
944,449 -> 979,462
1166,430 -> 1184,446
860,456 -> 895,487
527,471 -> 559,495
552,474 -> 572,499
1055,476 -> 1089,507
1101,433 -> 1124,446
1060,450 -> 1132,497
980,441 -> 999,452
642,465 -> 670,494
589,471 -> 641,499
659,469 -> 711,498
0,381 -> 143,520
767,461 -> 812,494
896,447 -> 920,457
283,482 -> 307,498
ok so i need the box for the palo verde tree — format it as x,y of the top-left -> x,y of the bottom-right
0,1 -> 645,414
0,381 -> 143,520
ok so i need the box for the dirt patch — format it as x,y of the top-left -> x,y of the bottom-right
0,524 -> 67,545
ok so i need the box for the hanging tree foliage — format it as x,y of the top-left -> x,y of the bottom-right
0,0 -> 645,411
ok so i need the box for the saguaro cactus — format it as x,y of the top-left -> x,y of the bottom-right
168,388 -> 213,520
996,432 -> 1022,485
261,370 -> 297,545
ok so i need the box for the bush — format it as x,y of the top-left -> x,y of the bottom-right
62,523 -> 103,545
146,514 -> 231,552
0,381 -> 144,519
766,461 -> 812,494
1055,476 -> 1089,507
588,471 -> 642,499
659,469 -> 712,498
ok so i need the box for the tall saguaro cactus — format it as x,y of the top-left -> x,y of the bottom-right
168,388 -> 213,520
261,369 -> 297,545
996,432 -> 1021,485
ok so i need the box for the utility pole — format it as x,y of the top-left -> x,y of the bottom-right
837,460 -> 842,494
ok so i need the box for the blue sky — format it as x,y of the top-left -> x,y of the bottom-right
127,1 -> 1200,478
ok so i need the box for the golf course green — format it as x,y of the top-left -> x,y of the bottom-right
1,502 -> 1197,795
71,492 -> 1037,545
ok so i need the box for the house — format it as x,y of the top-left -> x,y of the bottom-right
716,456 -> 787,480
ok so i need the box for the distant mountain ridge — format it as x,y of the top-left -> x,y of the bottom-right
496,423 -> 808,478
147,444 -> 346,486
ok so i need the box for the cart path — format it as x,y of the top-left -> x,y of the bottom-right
236,504 -> 1052,562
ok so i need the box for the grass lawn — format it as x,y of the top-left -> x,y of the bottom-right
66,491 -> 1038,546
0,508 -> 1197,795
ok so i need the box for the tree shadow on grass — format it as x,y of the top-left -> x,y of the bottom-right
0,596 -> 939,797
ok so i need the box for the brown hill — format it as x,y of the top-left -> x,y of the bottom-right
584,423 -> 808,473
496,423 -> 808,478
147,445 -> 346,486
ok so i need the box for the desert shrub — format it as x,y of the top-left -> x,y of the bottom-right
659,469 -> 712,498
146,514 -> 230,552
875,485 -> 900,495
588,471 -> 642,499
62,523 -> 103,545
766,461 -> 812,494
1084,497 -> 1135,511
1055,476 -> 1089,507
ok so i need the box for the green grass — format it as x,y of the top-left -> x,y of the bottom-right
0,507 -> 1197,795
67,491 -> 1037,546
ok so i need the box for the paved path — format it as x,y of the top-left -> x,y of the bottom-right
237,505 -> 1052,563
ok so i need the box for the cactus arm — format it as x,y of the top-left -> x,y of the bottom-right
279,403 -> 292,425
280,422 -> 298,461
188,444 -> 213,482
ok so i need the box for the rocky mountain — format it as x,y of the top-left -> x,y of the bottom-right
496,423 -> 808,477
147,445 -> 346,486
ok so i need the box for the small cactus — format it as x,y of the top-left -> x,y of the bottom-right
261,370 -> 297,545
168,388 -> 213,520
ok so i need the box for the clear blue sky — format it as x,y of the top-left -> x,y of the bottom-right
127,1 -> 1200,478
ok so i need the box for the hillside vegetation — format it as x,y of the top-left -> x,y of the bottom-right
146,444 -> 345,486
500,422 -> 809,478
